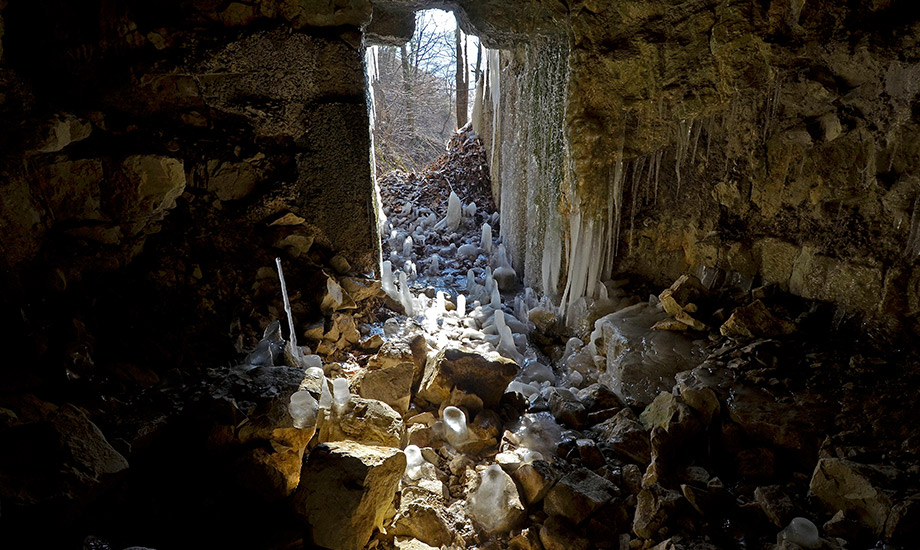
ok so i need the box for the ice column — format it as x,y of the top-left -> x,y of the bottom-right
442,406 -> 470,448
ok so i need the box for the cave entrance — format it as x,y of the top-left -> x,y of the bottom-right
368,9 -> 482,175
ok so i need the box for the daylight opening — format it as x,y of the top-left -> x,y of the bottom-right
368,9 -> 482,174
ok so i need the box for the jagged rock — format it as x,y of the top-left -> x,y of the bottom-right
204,158 -> 262,201
416,347 -> 519,409
370,335 -> 428,391
884,495 -> 920,543
320,276 -> 356,315
594,408 -> 651,465
468,464 -> 526,534
390,501 -> 452,547
544,467 -> 618,525
578,383 -> 624,414
393,538 -> 439,550
327,312 -> 361,349
658,275 -> 706,316
822,510 -> 866,540
547,388 -> 588,428
317,397 -> 406,448
31,114 -> 93,153
809,458 -> 895,536
676,376 -> 721,425
274,234 -> 314,257
340,276 -> 383,302
512,459 -> 559,505
719,300 -> 795,339
575,438 -> 605,469
294,442 -> 405,550
726,384 -> 824,457
633,483 -> 682,539
508,528 -> 543,550
120,155 -> 186,232
539,515 -> 590,550
0,404 -> 129,524
357,361 -> 413,414
639,392 -> 681,431
754,485 -> 796,528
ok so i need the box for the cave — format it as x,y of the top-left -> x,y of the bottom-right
1,1 -> 919,549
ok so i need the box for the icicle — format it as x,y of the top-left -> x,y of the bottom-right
612,160 -> 625,257
541,228 -> 562,299
675,119 -> 691,196
654,150 -> 663,203
691,119 -> 703,165
906,193 -> 920,258
275,258 -> 302,364
630,156 -> 646,251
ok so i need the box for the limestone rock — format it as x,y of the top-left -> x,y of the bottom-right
512,459 -> 559,505
809,458 -> 894,536
0,404 -> 128,515
547,387 -> 588,428
390,501 -> 452,547
31,114 -> 93,153
393,538 -> 439,550
121,155 -> 186,230
719,300 -> 794,339
633,483 -> 682,539
294,441 -> 405,550
357,361 -> 413,414
370,336 -> 428,390
320,276 -> 356,314
639,392 -> 681,431
317,397 -> 405,448
204,159 -> 261,201
594,409 -> 651,465
754,485 -> 796,528
544,467 -> 618,525
539,515 -> 590,550
416,347 -> 519,409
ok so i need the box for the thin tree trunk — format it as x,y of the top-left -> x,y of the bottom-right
455,27 -> 468,128
474,41 -> 482,85
400,44 -> 416,137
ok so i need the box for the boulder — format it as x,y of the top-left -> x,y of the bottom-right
31,113 -> 93,153
547,388 -> 588,428
416,347 -> 519,409
754,485 -> 796,528
544,467 -> 618,525
809,458 -> 895,536
294,442 -> 406,550
0,404 -> 129,517
317,397 -> 405,448
357,361 -> 414,414
370,336 -> 428,391
539,515 -> 590,550
593,408 -> 651,465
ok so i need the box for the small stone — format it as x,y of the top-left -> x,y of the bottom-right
632,484 -> 682,539
390,501 -> 452,547
330,254 -> 351,274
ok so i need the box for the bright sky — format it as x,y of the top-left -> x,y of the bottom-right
419,9 -> 481,83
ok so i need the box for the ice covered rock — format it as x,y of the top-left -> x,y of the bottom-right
468,464 -> 526,534
511,412 -> 564,458
458,243 -> 478,258
294,441 -> 406,550
416,347 -> 519,409
593,303 -> 702,407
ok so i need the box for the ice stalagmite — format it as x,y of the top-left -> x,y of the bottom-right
332,378 -> 350,409
456,294 -> 466,317
381,260 -> 397,300
442,406 -> 470,448
403,236 -> 413,257
288,391 -> 319,430
399,271 -> 415,316
435,191 -> 463,232
481,222 -> 493,254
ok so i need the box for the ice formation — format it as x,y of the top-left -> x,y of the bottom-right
402,236 -> 413,257
456,294 -> 467,317
275,257 -> 303,363
319,374 -> 333,409
288,391 -> 319,430
442,406 -> 470,448
467,464 -> 522,534
435,191 -> 463,232
398,271 -> 415,316
778,517 -> 820,549
481,223 -> 493,254
381,260 -> 397,300
332,378 -> 351,409
511,412 -> 563,458
404,444 -> 426,481
490,286 -> 501,309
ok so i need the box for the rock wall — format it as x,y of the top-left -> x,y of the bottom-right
0,1 -> 382,372
472,0 -> 920,331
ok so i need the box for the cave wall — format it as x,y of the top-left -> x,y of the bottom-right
0,1 -> 386,373
473,0 -> 920,329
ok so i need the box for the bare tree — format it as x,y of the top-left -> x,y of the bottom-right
455,26 -> 469,128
